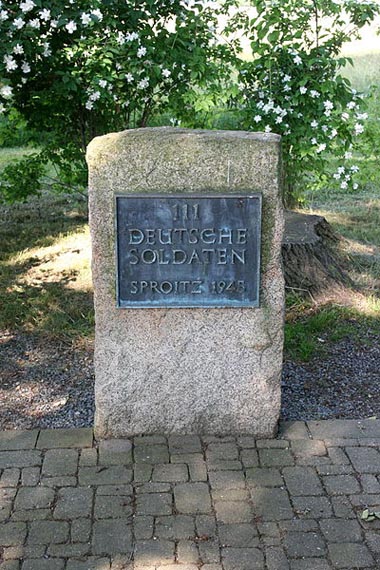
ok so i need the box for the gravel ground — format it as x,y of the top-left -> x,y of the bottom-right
0,329 -> 380,429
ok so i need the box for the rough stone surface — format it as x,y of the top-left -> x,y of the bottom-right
87,127 -> 284,436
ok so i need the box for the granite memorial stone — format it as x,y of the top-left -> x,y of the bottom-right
87,127 -> 284,437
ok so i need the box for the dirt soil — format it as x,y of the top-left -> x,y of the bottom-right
1,329 -> 380,430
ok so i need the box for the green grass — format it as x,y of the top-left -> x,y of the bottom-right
0,147 -> 36,171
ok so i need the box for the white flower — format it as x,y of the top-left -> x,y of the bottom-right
283,74 -> 291,82
311,137 -> 317,145
344,151 -> 352,159
354,123 -> 364,135
275,116 -> 283,124
162,68 -> 171,78
324,100 -> 334,110
316,143 -> 326,153
21,62 -> 30,73
39,9 -> 51,21
322,125 -> 328,133
293,55 -> 302,65
264,125 -> 272,133
13,17 -> 25,29
4,55 -> 17,72
66,20 -> 77,34
137,78 -> 149,89
329,128 -> 337,139
125,32 -> 139,42
20,0 -> 35,13
85,100 -> 94,110
337,166 -> 345,175
137,46 -> 147,58
89,91 -> 100,101
43,42 -> 51,57
81,13 -> 91,25
351,165 -> 359,173
99,79 -> 107,88
91,9 -> 103,21
353,183 -> 358,190
311,120 -> 318,128
29,18 -> 40,29
0,85 -> 13,98
310,90 -> 320,98
13,44 -> 24,55
50,19 -> 58,28
0,103 -> 5,113
125,73 -> 133,83
0,9 -> 8,21
347,101 -> 357,110
116,32 -> 125,45
333,173 -> 341,180
299,86 -> 307,94
253,115 -> 261,123
341,112 -> 349,121
340,181 -> 348,189
324,110 -> 331,117
283,84 -> 291,92
356,112 -> 368,120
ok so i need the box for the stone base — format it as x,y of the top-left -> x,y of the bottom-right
87,128 -> 284,437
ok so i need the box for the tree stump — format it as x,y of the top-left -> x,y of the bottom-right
282,210 -> 352,296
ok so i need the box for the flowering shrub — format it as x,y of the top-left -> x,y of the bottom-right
0,0 -> 234,200
228,0 -> 379,204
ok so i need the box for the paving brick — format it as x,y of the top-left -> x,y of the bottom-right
11,509 -> 50,521
259,449 -> 294,467
328,542 -> 374,568
308,420 -> 378,440
66,557 -> 110,570
323,475 -> 360,495
237,436 -> 257,448
319,519 -> 362,542
168,435 -> 202,454
71,518 -> 92,542
278,421 -> 309,440
21,467 -> 40,486
331,496 -> 356,518
206,443 -> 239,461
290,561 -> 331,570
27,521 -> 69,544
283,467 -> 324,496
54,487 -> 93,519
79,466 -> 132,485
0,468 -> 20,487
135,482 -> 171,494
0,487 -> 16,520
134,463 -> 153,483
22,561 -> 65,570
0,451 -> 41,469
0,431 -> 39,451
177,539 -> 199,564
15,486 -> 54,510
152,463 -> 188,482
2,561 -> 20,570
207,460 -> 242,471
37,428 -> 93,449
212,488 -> 249,502
174,483 -> 211,514
258,522 -> 280,538
251,487 -> 293,521
133,539 -> 175,567
257,440 -> 290,449
188,461 -> 207,482
284,531 -> 326,558
292,496 -> 332,518
94,494 -> 133,519
198,540 -> 220,563
327,448 -> 350,465
0,522 -> 26,546
222,547 -> 264,570
316,465 -> 353,476
155,515 -> 195,540
48,542 -> 90,557
41,475 -> 77,487
240,449 -> 259,468
42,449 -> 78,476
365,531 -> 380,553
4,545 -> 45,560
266,547 -> 290,570
79,447 -> 98,466
345,446 -> 380,474
279,519 -> 318,532
245,467 -> 283,487
133,515 -> 154,540
97,484 -> 133,496
360,474 -> 380,494
291,440 -> 327,458
134,445 -> 169,464
208,470 -> 245,490
136,492 -> 172,515
99,438 -> 133,465
196,515 -> 216,539
349,494 -> 380,508
92,520 -> 132,555
171,453 -> 204,464
218,523 -> 258,547
214,501 -> 252,523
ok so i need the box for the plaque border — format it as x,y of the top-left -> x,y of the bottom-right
114,193 -> 262,309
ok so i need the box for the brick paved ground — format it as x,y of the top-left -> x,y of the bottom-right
2,420 -> 380,569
